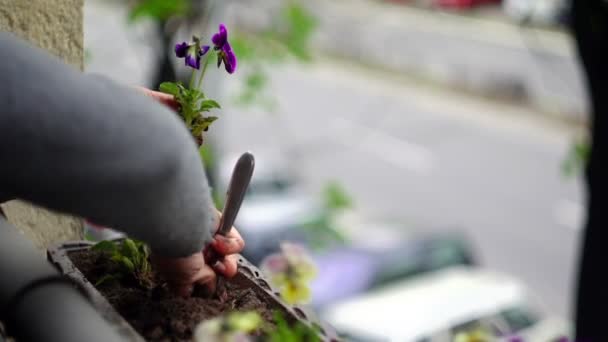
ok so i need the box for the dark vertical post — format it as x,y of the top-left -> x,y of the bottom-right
571,0 -> 608,340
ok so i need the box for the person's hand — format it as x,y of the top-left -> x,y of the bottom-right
152,210 -> 245,298
135,86 -> 179,111
151,252 -> 217,298
207,209 -> 246,278
135,86 -> 205,145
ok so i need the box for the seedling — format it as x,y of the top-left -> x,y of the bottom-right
92,238 -> 153,288
266,311 -> 321,342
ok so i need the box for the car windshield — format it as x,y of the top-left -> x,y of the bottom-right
371,238 -> 473,287
426,239 -> 474,269
499,306 -> 540,333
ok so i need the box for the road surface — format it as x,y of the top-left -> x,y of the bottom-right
215,61 -> 584,317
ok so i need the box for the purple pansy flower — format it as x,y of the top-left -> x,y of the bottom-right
174,37 -> 210,70
212,24 -> 237,74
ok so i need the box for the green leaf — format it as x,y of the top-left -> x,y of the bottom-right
323,181 -> 353,211
92,240 -> 117,253
128,0 -> 189,23
121,239 -> 140,260
199,99 -> 221,112
176,82 -> 187,94
562,139 -> 590,177
281,2 -> 317,61
186,88 -> 205,101
139,243 -> 150,262
229,33 -> 257,62
266,311 -> 320,342
120,256 -> 136,273
198,145 -> 214,167
137,244 -> 150,271
159,82 -> 180,96
192,116 -> 219,136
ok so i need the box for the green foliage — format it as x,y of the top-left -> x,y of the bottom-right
195,310 -> 321,341
562,139 -> 590,177
231,66 -> 278,110
92,238 -> 153,288
128,0 -> 189,23
159,81 -> 221,140
323,181 -> 353,211
280,1 -> 318,61
198,144 -> 214,166
301,213 -> 347,251
229,0 -> 317,110
266,311 -> 321,342
299,181 -> 353,250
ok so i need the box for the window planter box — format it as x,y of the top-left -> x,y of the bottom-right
47,241 -> 339,341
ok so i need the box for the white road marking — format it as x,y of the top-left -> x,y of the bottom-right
328,116 -> 434,173
554,199 -> 585,232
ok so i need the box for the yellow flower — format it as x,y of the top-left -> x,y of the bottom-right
281,280 -> 312,304
453,328 -> 493,342
260,242 -> 318,305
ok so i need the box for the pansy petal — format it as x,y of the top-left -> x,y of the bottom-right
260,254 -> 288,274
296,263 -> 317,281
174,42 -> 190,58
282,242 -> 313,265
223,41 -> 233,53
271,274 -> 288,288
224,53 -> 236,74
280,242 -> 306,257
212,23 -> 228,47
185,54 -> 200,69
200,45 -> 210,56
225,50 -> 237,74
282,281 -> 311,304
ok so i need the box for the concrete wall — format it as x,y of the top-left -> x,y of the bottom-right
0,0 -> 84,69
0,0 -> 85,251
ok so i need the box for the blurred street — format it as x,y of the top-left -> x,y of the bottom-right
234,0 -> 588,122
85,0 -> 584,318
312,0 -> 587,121
217,61 -> 583,317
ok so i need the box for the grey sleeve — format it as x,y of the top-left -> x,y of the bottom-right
0,32 -> 216,257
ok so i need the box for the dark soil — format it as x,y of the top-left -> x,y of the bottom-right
69,249 -> 289,342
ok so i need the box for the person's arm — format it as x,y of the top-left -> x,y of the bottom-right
0,32 -> 216,258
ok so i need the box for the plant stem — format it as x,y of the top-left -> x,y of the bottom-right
197,54 -> 211,89
189,69 -> 197,90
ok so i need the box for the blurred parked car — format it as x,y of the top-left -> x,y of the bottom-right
434,0 -> 501,10
309,219 -> 476,309
321,266 -> 571,341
